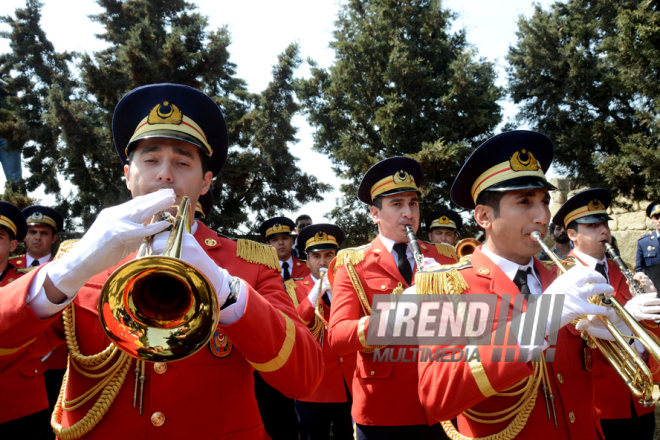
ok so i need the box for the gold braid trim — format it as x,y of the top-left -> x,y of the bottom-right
54,240 -> 80,260
334,245 -> 369,267
415,269 -> 468,295
247,311 -> 296,372
51,304 -> 132,439
284,279 -> 300,308
236,239 -> 281,272
435,243 -> 459,261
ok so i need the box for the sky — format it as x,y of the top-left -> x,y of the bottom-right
0,0 -> 556,229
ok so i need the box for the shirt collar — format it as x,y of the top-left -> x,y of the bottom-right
26,254 -> 52,267
378,234 -> 411,255
480,247 -> 540,285
279,256 -> 294,268
572,248 -> 607,271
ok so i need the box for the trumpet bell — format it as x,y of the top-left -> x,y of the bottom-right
455,238 -> 481,258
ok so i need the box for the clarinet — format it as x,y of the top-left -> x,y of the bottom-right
603,241 -> 645,297
405,225 -> 425,271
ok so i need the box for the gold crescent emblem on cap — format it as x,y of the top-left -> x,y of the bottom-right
148,101 -> 183,125
393,170 -> 412,184
273,223 -> 283,232
588,199 -> 605,211
438,216 -> 450,224
510,149 -> 539,172
314,231 -> 328,242
31,212 -> 43,220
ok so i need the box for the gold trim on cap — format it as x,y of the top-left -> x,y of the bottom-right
430,216 -> 457,229
651,205 -> 660,217
564,200 -> 608,226
26,214 -> 57,230
195,201 -> 204,217
470,150 -> 546,203
0,215 -> 17,235
305,231 -> 338,250
370,170 -> 419,201
265,223 -> 291,237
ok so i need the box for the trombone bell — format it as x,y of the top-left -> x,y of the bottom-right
98,196 -> 219,363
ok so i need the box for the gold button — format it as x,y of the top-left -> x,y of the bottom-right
370,371 -> 375,376
153,363 -> 167,375
204,238 -> 217,246
568,411 -> 575,424
556,373 -> 564,384
373,249 -> 381,253
296,262 -> 301,266
8,278 -> 13,283
340,357 -> 343,362
151,412 -> 165,427
34,369 -> 38,373
16,260 -> 21,265
381,285 -> 386,290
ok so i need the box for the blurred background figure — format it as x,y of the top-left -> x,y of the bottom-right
538,222 -> 572,261
292,214 -> 312,260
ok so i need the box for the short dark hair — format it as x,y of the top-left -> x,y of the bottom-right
127,143 -> 210,175
295,215 -> 312,226
372,197 -> 383,209
566,220 -> 579,233
475,191 -> 505,217
549,223 -> 556,235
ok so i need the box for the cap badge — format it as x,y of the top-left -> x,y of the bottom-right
393,170 -> 413,185
510,149 -> 539,172
31,212 -> 43,220
148,101 -> 183,125
439,216 -> 450,224
588,199 -> 605,211
273,223 -> 283,232
314,231 -> 328,242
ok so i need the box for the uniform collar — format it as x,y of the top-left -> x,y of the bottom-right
480,247 -> 540,286
572,248 -> 607,271
26,253 -> 52,267
280,256 -> 294,268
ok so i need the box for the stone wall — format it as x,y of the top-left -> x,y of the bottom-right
548,177 -> 652,266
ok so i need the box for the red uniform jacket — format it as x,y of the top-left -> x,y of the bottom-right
418,248 -> 605,439
328,235 -> 458,426
291,274 -> 357,403
568,250 -> 660,420
290,256 -> 311,279
9,254 -> 53,270
0,261 -> 24,287
0,221 -> 324,439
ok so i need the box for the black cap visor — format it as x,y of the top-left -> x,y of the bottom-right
572,214 -> 613,224
306,243 -> 340,253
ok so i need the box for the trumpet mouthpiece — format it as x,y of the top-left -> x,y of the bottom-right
531,231 -> 542,241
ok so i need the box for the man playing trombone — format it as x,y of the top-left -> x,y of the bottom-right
554,188 -> 660,439
417,131 -> 631,439
0,83 -> 323,439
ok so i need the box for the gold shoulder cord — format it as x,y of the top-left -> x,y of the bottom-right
50,240 -> 143,440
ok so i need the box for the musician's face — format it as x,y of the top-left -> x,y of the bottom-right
124,138 -> 212,217
0,229 -> 17,264
428,228 -> 458,245
476,189 -> 551,265
568,221 -> 611,260
652,214 -> 660,231
267,235 -> 293,261
370,192 -> 420,242
307,249 -> 337,279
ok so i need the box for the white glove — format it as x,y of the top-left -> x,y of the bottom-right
151,230 -> 233,307
420,257 -> 439,271
634,273 -> 657,294
307,269 -> 331,307
543,266 -> 615,331
624,292 -> 660,321
403,286 -> 416,295
48,189 -> 174,296
575,312 -> 646,356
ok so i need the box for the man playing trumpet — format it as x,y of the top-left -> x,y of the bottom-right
0,83 -> 323,439
417,131 -> 642,439
554,188 -> 660,439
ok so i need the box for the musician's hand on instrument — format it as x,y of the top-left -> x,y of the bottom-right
633,273 -> 657,294
575,313 -> 630,342
624,292 -> 660,321
47,189 -> 174,296
544,266 -> 614,329
306,270 -> 331,307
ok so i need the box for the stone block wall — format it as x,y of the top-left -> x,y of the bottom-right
548,177 -> 652,266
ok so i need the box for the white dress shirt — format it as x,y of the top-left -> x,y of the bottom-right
480,248 -> 543,297
26,254 -> 52,268
572,248 -> 609,282
378,234 -> 414,272
279,256 -> 294,279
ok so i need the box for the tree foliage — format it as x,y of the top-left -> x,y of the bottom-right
507,0 -> 660,201
0,0 -> 329,232
297,0 -> 502,244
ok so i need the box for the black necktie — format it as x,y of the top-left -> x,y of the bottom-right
321,292 -> 331,307
282,262 -> 290,281
513,267 -> 533,299
31,260 -> 40,267
595,263 -> 608,283
393,243 -> 413,286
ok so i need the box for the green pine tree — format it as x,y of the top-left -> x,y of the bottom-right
297,0 -> 502,244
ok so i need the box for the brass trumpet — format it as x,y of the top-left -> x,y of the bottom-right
455,238 -> 481,258
98,196 -> 219,363
531,231 -> 660,406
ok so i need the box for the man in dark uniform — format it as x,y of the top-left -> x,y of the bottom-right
636,202 -> 660,289
425,209 -> 462,246
0,84 -> 323,439
10,206 -> 63,270
260,216 -> 311,280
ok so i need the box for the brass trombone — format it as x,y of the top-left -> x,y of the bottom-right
531,231 -> 660,406
98,196 -> 219,363
455,238 -> 481,258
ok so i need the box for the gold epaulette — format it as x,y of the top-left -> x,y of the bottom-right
291,277 -> 305,281
54,240 -> 79,260
434,242 -> 459,261
284,279 -> 300,307
335,244 -> 371,267
236,239 -> 281,272
415,256 -> 471,295
541,259 -> 556,272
